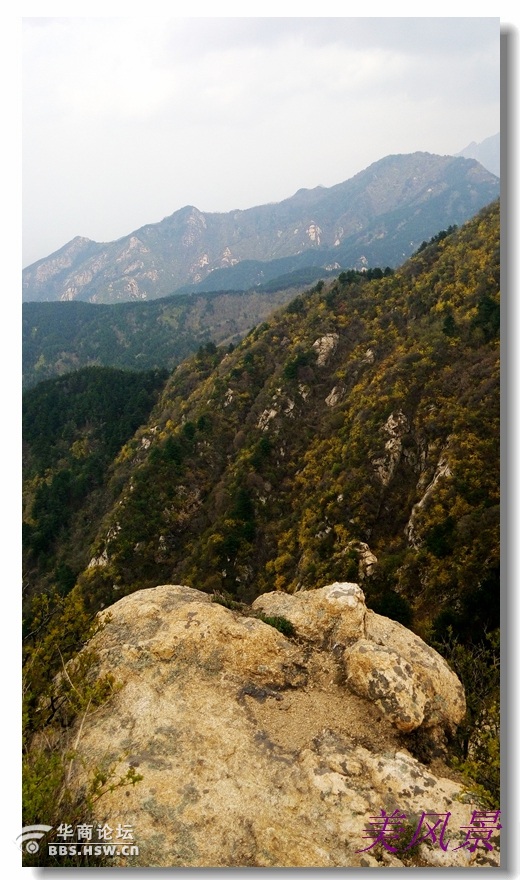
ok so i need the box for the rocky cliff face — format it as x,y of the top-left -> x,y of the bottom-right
57,583 -> 498,868
22,153 -> 499,303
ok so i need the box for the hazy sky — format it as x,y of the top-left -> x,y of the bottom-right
22,15 -> 501,267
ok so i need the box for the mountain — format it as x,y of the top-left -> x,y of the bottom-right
23,200 -> 499,635
22,152 -> 499,304
71,200 -> 500,629
456,133 -> 500,177
22,200 -> 500,836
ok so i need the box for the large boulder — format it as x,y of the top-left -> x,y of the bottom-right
58,583 -> 495,868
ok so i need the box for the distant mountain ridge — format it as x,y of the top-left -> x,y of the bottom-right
23,152 -> 499,305
456,132 -> 500,177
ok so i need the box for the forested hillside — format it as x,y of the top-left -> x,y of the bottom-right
23,200 -> 500,812
22,286 -> 300,389
73,202 -> 499,637
23,367 -> 168,603
23,201 -> 500,628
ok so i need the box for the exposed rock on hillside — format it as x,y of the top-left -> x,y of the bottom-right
60,583 -> 497,867
371,410 -> 410,487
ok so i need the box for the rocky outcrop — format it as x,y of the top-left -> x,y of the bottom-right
325,384 -> 345,407
313,333 -> 339,366
362,610 -> 465,733
372,410 -> 411,487
346,539 -> 378,579
252,583 -> 465,736
252,582 -> 367,648
405,447 -> 453,547
54,582 -> 498,868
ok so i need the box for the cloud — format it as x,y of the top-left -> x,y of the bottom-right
22,16 -> 500,266
24,17 -> 498,124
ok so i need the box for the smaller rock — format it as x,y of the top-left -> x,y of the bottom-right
344,640 -> 427,732
364,611 -> 466,733
252,582 -> 365,647
325,386 -> 344,407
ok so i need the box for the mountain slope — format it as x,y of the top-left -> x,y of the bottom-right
22,152 -> 499,304
47,200 -> 498,647
22,366 -> 168,604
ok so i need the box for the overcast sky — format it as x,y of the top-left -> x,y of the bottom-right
22,15 -> 501,267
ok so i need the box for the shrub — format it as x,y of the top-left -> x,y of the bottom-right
253,612 -> 296,637
431,627 -> 500,808
211,591 -> 244,612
